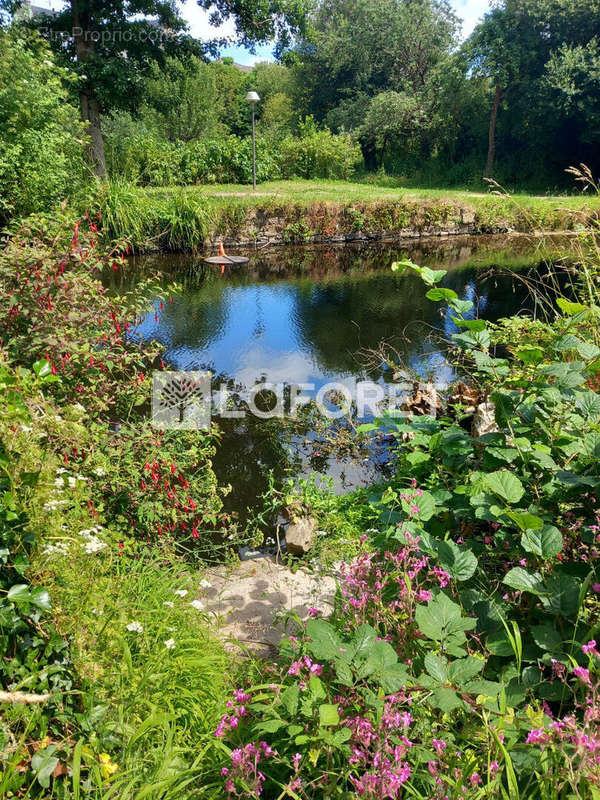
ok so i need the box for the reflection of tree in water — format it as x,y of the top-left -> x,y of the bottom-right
289,267 -> 540,378
150,276 -> 230,361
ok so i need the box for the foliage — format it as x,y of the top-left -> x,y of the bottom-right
0,28 -> 87,222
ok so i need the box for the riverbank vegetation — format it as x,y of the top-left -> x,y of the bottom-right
2,170 -> 600,798
2,0 -> 600,796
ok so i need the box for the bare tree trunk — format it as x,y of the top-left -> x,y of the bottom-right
72,0 -> 106,178
484,84 -> 502,179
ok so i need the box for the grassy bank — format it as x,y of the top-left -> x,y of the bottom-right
96,180 -> 600,253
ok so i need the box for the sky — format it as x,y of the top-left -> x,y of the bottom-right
181,0 -> 491,65
40,0 -> 491,65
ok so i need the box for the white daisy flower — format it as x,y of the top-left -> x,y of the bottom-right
163,601 -> 174,607
199,579 -> 212,589
164,638 -> 175,649
189,599 -> 205,611
126,622 -> 143,633
174,589 -> 188,598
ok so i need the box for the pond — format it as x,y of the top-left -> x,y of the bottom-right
111,234 -> 567,523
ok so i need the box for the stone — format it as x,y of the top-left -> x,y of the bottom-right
472,401 -> 498,437
285,516 -> 317,555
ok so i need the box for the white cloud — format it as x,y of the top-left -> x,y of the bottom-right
454,0 -> 490,38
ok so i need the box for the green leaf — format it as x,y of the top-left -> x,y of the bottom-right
578,341 -> 600,360
424,652 -> 448,682
448,656 -> 484,686
431,687 -> 461,712
449,298 -> 474,314
426,288 -> 458,302
520,525 -> 562,559
32,359 -> 52,379
349,624 -> 377,661
557,297 -> 587,316
31,746 -> 59,789
516,347 -> 544,365
543,573 -> 580,617
6,584 -> 30,604
531,625 -> 562,652
503,567 -> 545,595
306,620 -> 342,660
452,317 -> 488,332
281,685 -> 300,716
437,540 -> 478,581
506,512 -> 544,532
483,471 -> 525,504
318,704 -> 339,727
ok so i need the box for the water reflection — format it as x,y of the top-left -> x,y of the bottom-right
126,239 -> 551,392
109,235 -> 566,522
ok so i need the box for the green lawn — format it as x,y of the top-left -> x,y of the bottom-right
142,178 -> 600,212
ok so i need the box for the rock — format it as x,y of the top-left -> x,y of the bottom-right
472,401 -> 498,437
239,546 -> 267,561
285,516 -> 317,555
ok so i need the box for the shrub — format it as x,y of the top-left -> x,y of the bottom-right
0,29 -> 87,222
279,119 -> 363,180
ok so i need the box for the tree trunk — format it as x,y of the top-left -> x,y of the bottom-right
484,84 -> 502,179
79,90 -> 106,177
71,0 -> 106,178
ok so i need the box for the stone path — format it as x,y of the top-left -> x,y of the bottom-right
201,557 -> 338,654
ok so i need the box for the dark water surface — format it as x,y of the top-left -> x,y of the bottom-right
112,235 -> 567,521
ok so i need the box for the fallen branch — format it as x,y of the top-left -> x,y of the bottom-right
0,690 -> 51,704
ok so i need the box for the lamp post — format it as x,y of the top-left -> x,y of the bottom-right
245,91 -> 260,190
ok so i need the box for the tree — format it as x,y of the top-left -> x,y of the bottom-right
289,0 -> 459,168
0,28 -> 86,221
25,0 -> 309,176
142,57 -> 221,141
468,0 -> 600,180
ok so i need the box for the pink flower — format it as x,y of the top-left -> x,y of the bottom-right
432,739 -> 447,755
574,666 -> 592,685
593,583 -> 600,593
582,640 -> 599,656
470,772 -> 482,786
308,607 -> 320,616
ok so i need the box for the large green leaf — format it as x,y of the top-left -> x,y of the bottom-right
448,656 -> 484,686
306,620 -> 342,660
424,652 -> 448,682
503,567 -> 545,595
483,471 -> 525,504
520,525 -> 562,559
31,746 -> 59,789
437,540 -> 478,581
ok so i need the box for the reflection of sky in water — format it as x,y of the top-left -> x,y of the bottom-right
131,267 -> 524,410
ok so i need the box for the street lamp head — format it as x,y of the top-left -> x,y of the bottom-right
245,91 -> 260,104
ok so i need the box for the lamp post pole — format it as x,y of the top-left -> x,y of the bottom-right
251,102 -> 256,189
245,91 -> 260,191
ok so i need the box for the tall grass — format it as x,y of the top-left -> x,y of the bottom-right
97,181 -> 214,253
36,544 -> 236,799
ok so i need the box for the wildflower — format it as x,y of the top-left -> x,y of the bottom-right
526,728 -> 551,745
593,583 -> 600,594
490,761 -> 499,775
433,739 -> 447,755
189,599 -> 205,610
574,666 -> 592,685
470,773 -> 482,786
582,640 -> 599,656
199,579 -> 212,589
84,537 -> 107,554
164,638 -> 175,649
308,607 -> 320,616
163,601 -> 174,607
126,621 -> 143,633
174,589 -> 188,597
